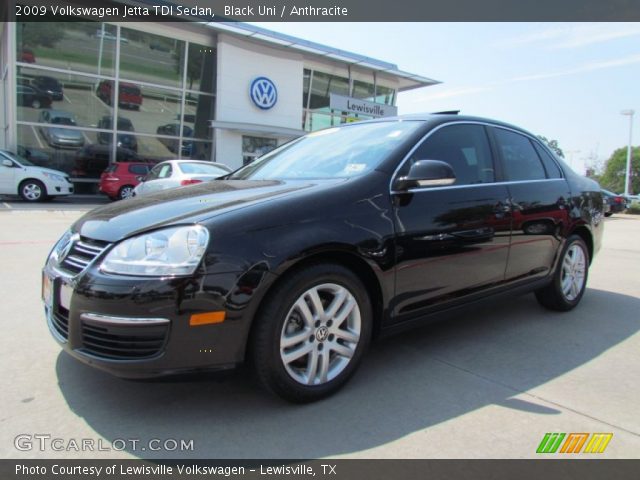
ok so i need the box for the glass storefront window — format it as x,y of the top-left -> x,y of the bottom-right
186,43 -> 216,94
17,22 -> 116,77
353,79 -> 375,101
308,71 -> 349,110
184,93 -> 214,140
119,27 -> 185,89
17,67 -> 112,128
376,85 -> 395,105
187,140 -> 214,161
242,136 -> 277,165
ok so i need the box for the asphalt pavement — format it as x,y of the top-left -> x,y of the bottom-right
0,208 -> 639,459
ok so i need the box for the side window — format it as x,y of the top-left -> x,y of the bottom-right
533,142 -> 563,179
494,128 -> 546,181
146,165 -> 162,181
157,164 -> 172,179
409,124 -> 495,185
128,164 -> 148,175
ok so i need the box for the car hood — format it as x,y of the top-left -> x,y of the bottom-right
74,178 -> 345,242
26,165 -> 68,177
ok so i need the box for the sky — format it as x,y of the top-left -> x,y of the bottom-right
251,22 -> 640,175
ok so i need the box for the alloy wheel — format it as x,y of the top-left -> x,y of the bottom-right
560,244 -> 586,301
22,182 -> 43,201
280,283 -> 361,386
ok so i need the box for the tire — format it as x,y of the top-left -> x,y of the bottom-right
118,185 -> 135,200
251,263 -> 372,403
19,179 -> 47,202
604,212 -> 613,217
31,98 -> 41,109
535,235 -> 589,311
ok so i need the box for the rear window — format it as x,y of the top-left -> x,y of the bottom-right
121,85 -> 140,95
178,162 -> 228,176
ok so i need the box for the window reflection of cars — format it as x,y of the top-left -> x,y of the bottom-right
156,123 -> 193,156
38,110 -> 85,149
17,84 -> 52,109
133,160 -> 231,196
73,145 -> 139,178
97,116 -> 138,152
32,76 -> 64,101
20,48 -> 36,63
96,80 -> 142,110
16,145 -> 50,166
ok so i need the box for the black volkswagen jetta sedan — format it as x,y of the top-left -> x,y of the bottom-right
43,114 -> 604,402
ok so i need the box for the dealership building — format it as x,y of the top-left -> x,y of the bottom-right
0,12 -> 437,192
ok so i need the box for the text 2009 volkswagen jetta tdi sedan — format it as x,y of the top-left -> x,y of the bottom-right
43,114 -> 604,402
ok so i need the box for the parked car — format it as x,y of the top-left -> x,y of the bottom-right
156,123 -> 193,156
0,149 -> 73,202
601,189 -> 626,216
20,48 -> 35,63
16,145 -> 50,166
97,116 -> 138,152
31,76 -> 64,101
133,160 -> 231,196
99,162 -> 154,201
96,80 -> 142,110
73,145 -> 139,178
17,84 -> 52,109
38,110 -> 85,149
41,114 -> 604,402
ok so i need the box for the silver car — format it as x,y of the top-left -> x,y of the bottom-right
38,110 -> 85,148
133,160 -> 231,196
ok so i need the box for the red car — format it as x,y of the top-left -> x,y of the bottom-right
99,162 -> 154,200
96,80 -> 142,110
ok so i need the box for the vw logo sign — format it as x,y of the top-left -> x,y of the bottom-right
250,77 -> 278,110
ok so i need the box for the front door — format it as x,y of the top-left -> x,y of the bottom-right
0,153 -> 17,194
391,123 -> 512,323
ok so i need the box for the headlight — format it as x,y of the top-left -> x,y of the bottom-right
42,172 -> 66,182
100,225 -> 209,276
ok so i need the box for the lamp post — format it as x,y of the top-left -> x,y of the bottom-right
621,109 -> 635,196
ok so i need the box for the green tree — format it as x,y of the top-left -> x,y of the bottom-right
599,146 -> 640,194
19,22 -> 65,49
537,135 -> 565,158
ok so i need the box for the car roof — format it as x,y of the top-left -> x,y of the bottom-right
357,113 -> 537,138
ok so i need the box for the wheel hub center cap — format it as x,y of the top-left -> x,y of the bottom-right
315,326 -> 329,342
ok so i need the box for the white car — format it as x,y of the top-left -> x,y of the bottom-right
0,149 -> 74,202
133,160 -> 231,197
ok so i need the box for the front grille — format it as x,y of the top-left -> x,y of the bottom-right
60,237 -> 110,275
80,321 -> 168,360
51,307 -> 69,340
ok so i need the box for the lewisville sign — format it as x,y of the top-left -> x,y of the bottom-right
329,94 -> 398,118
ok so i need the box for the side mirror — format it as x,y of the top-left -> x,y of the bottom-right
136,175 -> 145,182
394,159 -> 456,191
2,159 -> 14,168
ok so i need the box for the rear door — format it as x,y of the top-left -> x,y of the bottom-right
391,123 -> 512,322
490,127 -> 571,283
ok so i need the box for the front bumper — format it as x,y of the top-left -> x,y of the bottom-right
43,265 -> 267,378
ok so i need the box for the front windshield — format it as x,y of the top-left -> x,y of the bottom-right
230,121 -> 421,180
52,117 -> 76,126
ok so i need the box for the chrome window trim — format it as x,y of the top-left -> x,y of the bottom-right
389,120 -> 567,195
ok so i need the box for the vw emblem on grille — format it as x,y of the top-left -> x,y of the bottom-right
250,77 -> 278,110
59,233 -> 79,262
315,326 -> 329,342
